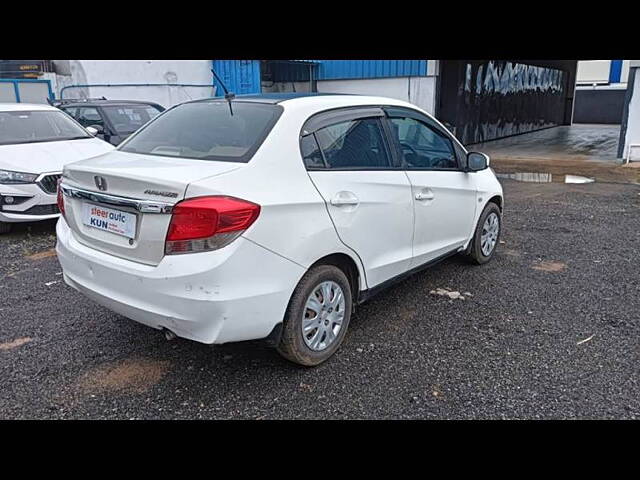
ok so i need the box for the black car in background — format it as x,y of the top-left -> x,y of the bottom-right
50,98 -> 165,145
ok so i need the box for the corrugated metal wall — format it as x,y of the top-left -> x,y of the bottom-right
438,60 -> 576,145
212,60 -> 429,91
212,60 -> 261,95
315,60 -> 427,80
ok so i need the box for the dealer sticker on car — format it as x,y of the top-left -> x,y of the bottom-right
82,203 -> 136,239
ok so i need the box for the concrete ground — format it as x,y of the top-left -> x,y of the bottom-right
1,179 -> 639,419
474,125 -> 640,185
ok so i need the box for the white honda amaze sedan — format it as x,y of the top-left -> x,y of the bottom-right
56,93 -> 503,366
0,103 -> 114,233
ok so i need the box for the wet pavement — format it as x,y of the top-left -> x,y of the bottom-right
477,126 -> 639,185
1,180 -> 639,419
495,173 -> 595,184
474,124 -> 621,163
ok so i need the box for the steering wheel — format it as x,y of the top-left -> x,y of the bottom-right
432,157 -> 454,169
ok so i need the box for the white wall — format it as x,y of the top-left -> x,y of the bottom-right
577,60 -> 612,84
0,83 -> 16,102
577,60 -> 630,86
54,60 -> 216,108
623,65 -> 640,161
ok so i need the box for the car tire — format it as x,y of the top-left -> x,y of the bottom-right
0,222 -> 11,234
277,265 -> 352,367
467,202 -> 501,265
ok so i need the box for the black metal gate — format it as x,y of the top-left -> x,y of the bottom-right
437,60 -> 576,145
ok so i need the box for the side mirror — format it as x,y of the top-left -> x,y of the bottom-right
467,152 -> 490,172
86,125 -> 104,136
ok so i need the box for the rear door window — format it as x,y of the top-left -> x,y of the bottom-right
301,134 -> 325,168
311,118 -> 391,169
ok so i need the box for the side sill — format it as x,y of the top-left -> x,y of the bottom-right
357,247 -> 462,305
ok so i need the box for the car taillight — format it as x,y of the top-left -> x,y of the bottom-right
57,179 -> 65,218
165,196 -> 260,255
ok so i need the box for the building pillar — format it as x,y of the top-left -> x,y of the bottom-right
618,60 -> 640,161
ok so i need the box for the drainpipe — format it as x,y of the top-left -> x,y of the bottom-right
59,83 -> 216,99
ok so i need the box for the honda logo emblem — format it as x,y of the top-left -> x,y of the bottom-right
94,176 -> 107,191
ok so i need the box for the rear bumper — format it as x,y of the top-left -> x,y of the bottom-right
56,218 -> 305,344
0,183 -> 59,223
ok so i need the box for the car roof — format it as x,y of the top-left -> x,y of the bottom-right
0,103 -> 59,112
56,99 -> 163,108
189,92 -> 356,105
231,92 -> 353,104
184,92 -> 415,108
184,92 -> 426,119
188,92 -> 416,107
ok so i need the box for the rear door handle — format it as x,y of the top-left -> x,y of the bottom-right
415,190 -> 435,201
330,191 -> 359,207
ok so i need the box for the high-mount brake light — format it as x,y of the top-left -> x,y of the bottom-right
165,196 -> 260,255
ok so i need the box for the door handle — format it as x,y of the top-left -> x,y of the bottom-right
415,190 -> 435,201
330,191 -> 359,207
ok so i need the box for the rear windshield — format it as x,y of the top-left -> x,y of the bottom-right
0,110 -> 91,146
101,104 -> 163,134
119,101 -> 283,163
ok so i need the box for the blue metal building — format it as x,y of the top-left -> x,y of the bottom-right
314,60 -> 427,80
211,60 -> 429,95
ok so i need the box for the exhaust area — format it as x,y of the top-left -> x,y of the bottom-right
162,328 -> 177,341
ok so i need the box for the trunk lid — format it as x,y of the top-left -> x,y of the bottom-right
62,151 -> 243,265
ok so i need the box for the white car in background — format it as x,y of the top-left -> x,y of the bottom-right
56,94 -> 503,366
0,103 -> 114,233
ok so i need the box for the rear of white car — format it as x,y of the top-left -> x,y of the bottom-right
0,103 -> 113,232
57,100 -> 309,345
56,94 -> 503,365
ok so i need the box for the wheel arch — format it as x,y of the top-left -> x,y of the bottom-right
464,194 -> 503,253
308,252 -> 363,305
266,251 -> 363,348
487,194 -> 503,212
